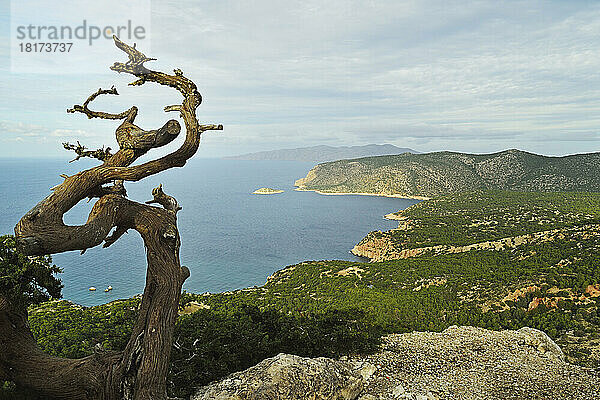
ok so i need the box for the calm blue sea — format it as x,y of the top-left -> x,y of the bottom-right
0,158 -> 418,306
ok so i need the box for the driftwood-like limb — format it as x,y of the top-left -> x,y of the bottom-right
200,124 -> 224,131
116,119 -> 181,152
67,83 -> 181,155
63,141 -> 113,163
8,37 -> 222,400
145,184 -> 182,213
67,86 -> 138,122
87,180 -> 127,199
103,225 -> 128,248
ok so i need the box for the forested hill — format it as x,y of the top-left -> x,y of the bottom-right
225,144 -> 419,162
294,149 -> 600,197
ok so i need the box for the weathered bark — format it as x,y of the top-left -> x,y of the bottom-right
0,295 -> 121,399
2,36 -> 221,400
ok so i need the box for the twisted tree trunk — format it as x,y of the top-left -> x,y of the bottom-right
1,37 -> 222,400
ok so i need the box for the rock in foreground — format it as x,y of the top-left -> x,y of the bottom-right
193,326 -> 600,400
353,326 -> 599,400
192,353 -> 363,400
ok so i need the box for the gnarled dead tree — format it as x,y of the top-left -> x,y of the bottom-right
2,37 -> 222,399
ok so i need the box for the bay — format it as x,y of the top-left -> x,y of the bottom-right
0,158 -> 418,306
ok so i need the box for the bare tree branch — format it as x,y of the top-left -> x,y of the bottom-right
67,86 -> 138,122
103,225 -> 128,248
63,141 -> 113,163
87,180 -> 127,199
145,184 -> 182,213
8,36 -> 223,400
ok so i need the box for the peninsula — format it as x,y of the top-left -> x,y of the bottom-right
295,149 -> 600,198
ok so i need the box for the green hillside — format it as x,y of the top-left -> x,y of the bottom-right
295,149 -> 600,197
13,191 -> 600,399
354,191 -> 600,255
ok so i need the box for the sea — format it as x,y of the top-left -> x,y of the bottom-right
0,158 -> 419,306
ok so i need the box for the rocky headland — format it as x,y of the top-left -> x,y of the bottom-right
294,149 -> 600,198
352,224 -> 600,262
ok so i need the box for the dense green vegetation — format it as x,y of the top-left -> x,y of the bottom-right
192,228 -> 600,357
0,235 -> 63,400
295,149 -> 600,197
358,190 -> 600,249
29,299 -> 138,359
3,191 -> 600,399
0,235 -> 62,311
169,306 -> 379,398
19,300 -> 379,399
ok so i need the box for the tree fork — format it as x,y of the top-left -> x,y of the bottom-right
5,37 -> 221,399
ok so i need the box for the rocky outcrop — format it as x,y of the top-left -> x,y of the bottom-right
352,326 -> 589,400
192,353 -> 364,400
350,232 -> 397,261
352,224 -> 600,262
194,326 -> 600,400
384,213 -> 405,221
294,167 -> 318,188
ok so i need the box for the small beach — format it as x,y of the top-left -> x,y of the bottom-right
294,187 -> 429,200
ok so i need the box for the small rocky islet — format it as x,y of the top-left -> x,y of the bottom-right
252,187 -> 284,194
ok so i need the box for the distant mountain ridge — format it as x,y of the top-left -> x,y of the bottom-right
294,149 -> 600,198
224,144 -> 419,162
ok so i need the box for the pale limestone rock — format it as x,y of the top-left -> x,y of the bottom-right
193,326 -> 598,400
391,384 -> 405,397
192,353 -> 363,400
356,362 -> 377,381
517,326 -> 564,361
358,395 -> 378,400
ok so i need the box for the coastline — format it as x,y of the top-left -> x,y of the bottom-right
294,187 -> 429,201
384,212 -> 405,220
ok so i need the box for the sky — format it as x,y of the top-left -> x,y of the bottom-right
1,0 -> 600,159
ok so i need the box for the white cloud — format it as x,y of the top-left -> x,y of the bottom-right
2,1 -> 600,157
51,128 -> 99,138
0,120 -> 46,135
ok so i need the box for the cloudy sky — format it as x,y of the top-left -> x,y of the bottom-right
1,0 -> 600,158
